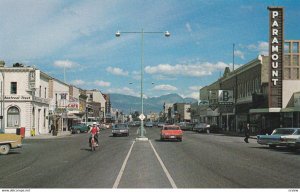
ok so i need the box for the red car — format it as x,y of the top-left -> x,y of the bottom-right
160,125 -> 183,142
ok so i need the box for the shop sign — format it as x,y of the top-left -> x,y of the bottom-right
218,90 -> 233,105
268,6 -> 283,108
67,96 -> 79,111
3,95 -> 32,101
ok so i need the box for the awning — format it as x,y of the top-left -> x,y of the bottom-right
67,114 -> 81,119
280,107 -> 300,112
249,108 -> 281,114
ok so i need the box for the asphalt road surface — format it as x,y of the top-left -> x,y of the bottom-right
1,126 -> 300,188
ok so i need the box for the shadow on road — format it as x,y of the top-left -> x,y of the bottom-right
154,139 -> 182,143
250,146 -> 300,155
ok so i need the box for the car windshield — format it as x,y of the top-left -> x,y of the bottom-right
272,128 -> 296,135
164,127 -> 180,130
114,124 -> 128,129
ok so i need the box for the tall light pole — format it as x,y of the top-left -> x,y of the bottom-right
116,29 -> 170,139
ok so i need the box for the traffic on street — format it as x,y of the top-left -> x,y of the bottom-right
1,126 -> 300,188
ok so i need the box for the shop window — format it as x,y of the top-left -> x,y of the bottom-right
7,107 -> 20,127
10,82 -> 17,94
292,42 -> 299,53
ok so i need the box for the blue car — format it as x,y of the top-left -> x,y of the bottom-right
257,128 -> 300,148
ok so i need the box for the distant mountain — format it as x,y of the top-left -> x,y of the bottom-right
110,93 -> 197,114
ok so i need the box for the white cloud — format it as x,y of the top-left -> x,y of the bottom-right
53,60 -> 78,68
106,67 -> 128,76
94,80 -> 111,87
71,79 -> 86,86
234,50 -> 245,59
180,92 -> 199,100
258,42 -> 269,55
189,86 -> 202,91
153,84 -> 178,91
186,22 -> 192,32
107,87 -> 138,97
247,41 -> 268,55
145,62 -> 230,77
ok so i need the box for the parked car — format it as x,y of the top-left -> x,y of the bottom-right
280,129 -> 300,148
160,124 -> 183,141
257,128 -> 300,148
193,123 -> 211,133
0,132 -> 22,155
295,137 -> 300,149
157,122 -> 165,128
145,122 -> 154,128
71,124 -> 90,134
112,123 -> 130,137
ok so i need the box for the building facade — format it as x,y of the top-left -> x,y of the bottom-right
0,65 -> 51,136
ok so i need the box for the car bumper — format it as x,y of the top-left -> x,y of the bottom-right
161,135 -> 182,140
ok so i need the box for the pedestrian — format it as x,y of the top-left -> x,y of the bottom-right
50,123 -> 55,134
244,123 -> 250,143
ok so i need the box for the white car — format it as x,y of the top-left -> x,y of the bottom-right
294,137 -> 300,149
280,134 -> 300,148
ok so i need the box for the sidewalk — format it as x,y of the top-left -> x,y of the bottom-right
25,131 -> 72,140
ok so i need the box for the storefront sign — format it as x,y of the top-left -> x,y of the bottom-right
268,7 -> 284,108
67,96 -> 79,111
218,90 -> 233,105
4,95 -> 32,101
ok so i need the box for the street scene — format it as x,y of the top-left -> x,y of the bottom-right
1,0 -> 300,191
1,127 -> 300,188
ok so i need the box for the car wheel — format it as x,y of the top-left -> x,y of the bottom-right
76,129 -> 81,134
113,134 -> 116,137
178,138 -> 182,142
0,144 -> 10,155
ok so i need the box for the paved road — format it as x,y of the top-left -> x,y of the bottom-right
0,126 -> 300,188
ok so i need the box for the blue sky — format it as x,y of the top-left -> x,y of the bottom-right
0,0 -> 299,99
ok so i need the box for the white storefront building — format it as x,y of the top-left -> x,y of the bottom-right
0,66 -> 51,137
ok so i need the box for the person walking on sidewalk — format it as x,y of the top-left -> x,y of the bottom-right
244,123 -> 250,143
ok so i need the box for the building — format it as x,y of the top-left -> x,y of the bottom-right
86,89 -> 106,123
0,64 -> 51,136
199,40 -> 300,134
173,103 -> 191,123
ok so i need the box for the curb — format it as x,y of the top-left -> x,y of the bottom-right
25,132 -> 72,140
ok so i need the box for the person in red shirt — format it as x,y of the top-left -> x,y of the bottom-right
89,123 -> 100,146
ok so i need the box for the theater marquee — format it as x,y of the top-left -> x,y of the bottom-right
268,6 -> 284,108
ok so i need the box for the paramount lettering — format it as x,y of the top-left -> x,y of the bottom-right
268,7 -> 283,108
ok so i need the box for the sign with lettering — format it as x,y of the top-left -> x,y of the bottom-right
218,90 -> 233,105
67,96 -> 79,111
3,95 -> 32,101
268,6 -> 283,108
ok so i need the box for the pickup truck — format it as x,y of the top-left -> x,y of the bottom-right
0,133 -> 23,155
160,125 -> 183,142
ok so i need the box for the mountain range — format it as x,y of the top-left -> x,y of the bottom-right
109,93 -> 198,114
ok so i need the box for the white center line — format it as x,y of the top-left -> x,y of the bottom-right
149,140 -> 177,188
112,140 -> 135,188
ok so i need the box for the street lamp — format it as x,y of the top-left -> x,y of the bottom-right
116,29 -> 170,139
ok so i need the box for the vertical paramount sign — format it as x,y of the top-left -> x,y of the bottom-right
268,7 -> 284,108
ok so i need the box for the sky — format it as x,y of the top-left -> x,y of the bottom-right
0,0 -> 300,100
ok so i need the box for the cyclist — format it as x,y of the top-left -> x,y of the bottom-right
89,123 -> 99,146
